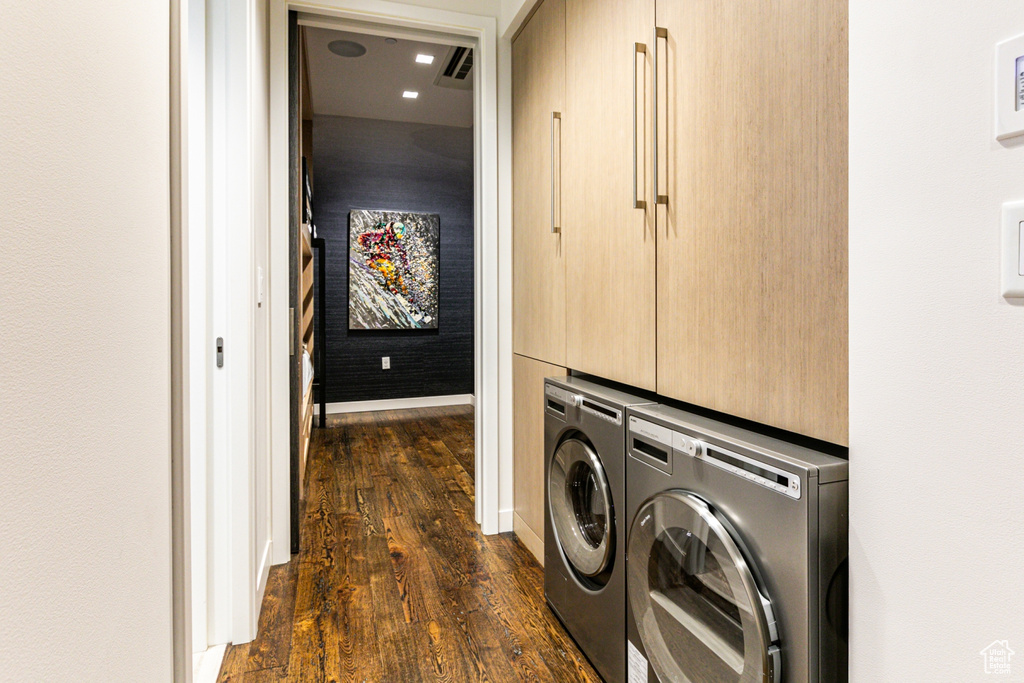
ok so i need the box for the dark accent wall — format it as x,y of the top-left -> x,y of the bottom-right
312,115 -> 474,403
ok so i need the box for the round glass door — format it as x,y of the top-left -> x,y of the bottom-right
628,491 -> 780,683
548,437 -> 614,582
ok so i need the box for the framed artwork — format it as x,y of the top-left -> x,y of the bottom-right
348,209 -> 440,330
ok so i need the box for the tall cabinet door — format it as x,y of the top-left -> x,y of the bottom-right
513,0 -> 566,366
655,0 -> 848,444
563,0 -> 657,390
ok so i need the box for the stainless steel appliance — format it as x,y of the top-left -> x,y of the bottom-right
544,377 -> 654,683
625,404 -> 848,682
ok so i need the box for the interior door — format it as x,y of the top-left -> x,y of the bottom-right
512,0 -> 566,366
654,0 -> 848,444
628,491 -> 781,682
563,0 -> 657,390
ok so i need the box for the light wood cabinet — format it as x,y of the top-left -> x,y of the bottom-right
513,353 -> 566,564
512,0 -> 566,366
562,0 -> 657,390
654,0 -> 848,445
511,0 -> 848,447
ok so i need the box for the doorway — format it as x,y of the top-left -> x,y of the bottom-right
180,2 -> 506,677
290,13 -> 478,532
268,1 -> 504,549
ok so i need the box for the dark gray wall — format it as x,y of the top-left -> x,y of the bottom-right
312,115 -> 474,403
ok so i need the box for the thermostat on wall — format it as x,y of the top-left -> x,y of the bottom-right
995,33 -> 1024,140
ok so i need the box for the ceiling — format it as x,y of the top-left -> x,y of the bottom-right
304,27 -> 473,129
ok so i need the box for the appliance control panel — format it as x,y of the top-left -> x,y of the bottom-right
630,416 -> 801,499
673,432 -> 704,458
629,416 -> 672,447
700,443 -> 802,500
545,384 -> 570,403
580,397 -> 620,425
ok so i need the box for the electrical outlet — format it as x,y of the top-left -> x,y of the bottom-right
382,356 -> 391,370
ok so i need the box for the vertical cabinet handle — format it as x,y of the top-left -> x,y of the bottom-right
653,27 -> 668,206
633,42 -> 647,210
551,111 -> 561,234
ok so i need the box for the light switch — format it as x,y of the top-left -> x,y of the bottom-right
1019,222 -> 1024,276
1001,201 -> 1024,298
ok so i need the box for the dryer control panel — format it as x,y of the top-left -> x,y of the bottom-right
699,442 -> 801,500
628,416 -> 802,499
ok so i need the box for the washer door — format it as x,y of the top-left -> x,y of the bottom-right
548,437 -> 614,580
628,491 -> 781,683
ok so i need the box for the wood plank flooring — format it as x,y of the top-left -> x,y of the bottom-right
218,406 -> 600,682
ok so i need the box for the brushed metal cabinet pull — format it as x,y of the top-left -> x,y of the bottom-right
551,111 -> 561,234
633,41 -> 647,210
653,27 -> 669,206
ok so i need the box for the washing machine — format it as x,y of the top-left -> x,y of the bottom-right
544,376 -> 654,683
624,404 -> 848,683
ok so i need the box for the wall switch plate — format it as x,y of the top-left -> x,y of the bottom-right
995,33 -> 1024,140
382,356 -> 391,370
1001,200 -> 1024,298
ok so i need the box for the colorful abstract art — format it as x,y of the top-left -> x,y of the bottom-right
348,210 -> 440,330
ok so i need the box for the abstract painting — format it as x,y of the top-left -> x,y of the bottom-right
348,209 -> 440,330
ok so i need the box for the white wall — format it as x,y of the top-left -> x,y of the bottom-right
0,1 -> 175,680
397,0 -> 499,18
499,0 -> 531,37
849,2 -> 1024,680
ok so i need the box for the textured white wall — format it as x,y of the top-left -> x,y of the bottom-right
850,2 -> 1024,680
0,1 -> 174,680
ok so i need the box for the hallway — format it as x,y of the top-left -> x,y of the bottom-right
217,407 -> 600,682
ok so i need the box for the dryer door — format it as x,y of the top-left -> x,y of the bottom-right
549,437 -> 614,581
628,491 -> 781,683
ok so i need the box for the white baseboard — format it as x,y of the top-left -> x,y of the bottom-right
192,643 -> 227,683
256,539 -> 272,597
498,507 -> 514,533
324,394 -> 475,414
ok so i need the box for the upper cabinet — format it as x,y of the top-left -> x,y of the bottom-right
511,0 -> 848,445
654,0 -> 848,445
512,0 -> 566,366
562,0 -> 658,391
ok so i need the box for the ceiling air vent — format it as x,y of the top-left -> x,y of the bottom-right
434,46 -> 473,91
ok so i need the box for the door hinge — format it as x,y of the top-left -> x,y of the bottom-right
289,308 -> 295,356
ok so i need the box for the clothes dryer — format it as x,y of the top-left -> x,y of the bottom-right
625,404 -> 848,682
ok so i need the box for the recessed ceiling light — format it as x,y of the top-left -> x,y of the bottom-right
327,40 -> 366,58
385,37 -> 398,45
415,54 -> 435,64
403,91 -> 419,99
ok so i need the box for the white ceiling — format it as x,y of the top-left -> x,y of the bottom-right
304,27 -> 473,128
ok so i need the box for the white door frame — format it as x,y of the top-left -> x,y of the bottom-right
267,0 -> 508,538
202,0 -> 275,647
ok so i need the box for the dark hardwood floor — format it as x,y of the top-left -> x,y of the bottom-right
218,405 -> 600,682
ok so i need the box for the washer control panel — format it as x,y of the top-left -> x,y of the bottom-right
544,384 -> 621,425
580,397 -> 621,425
